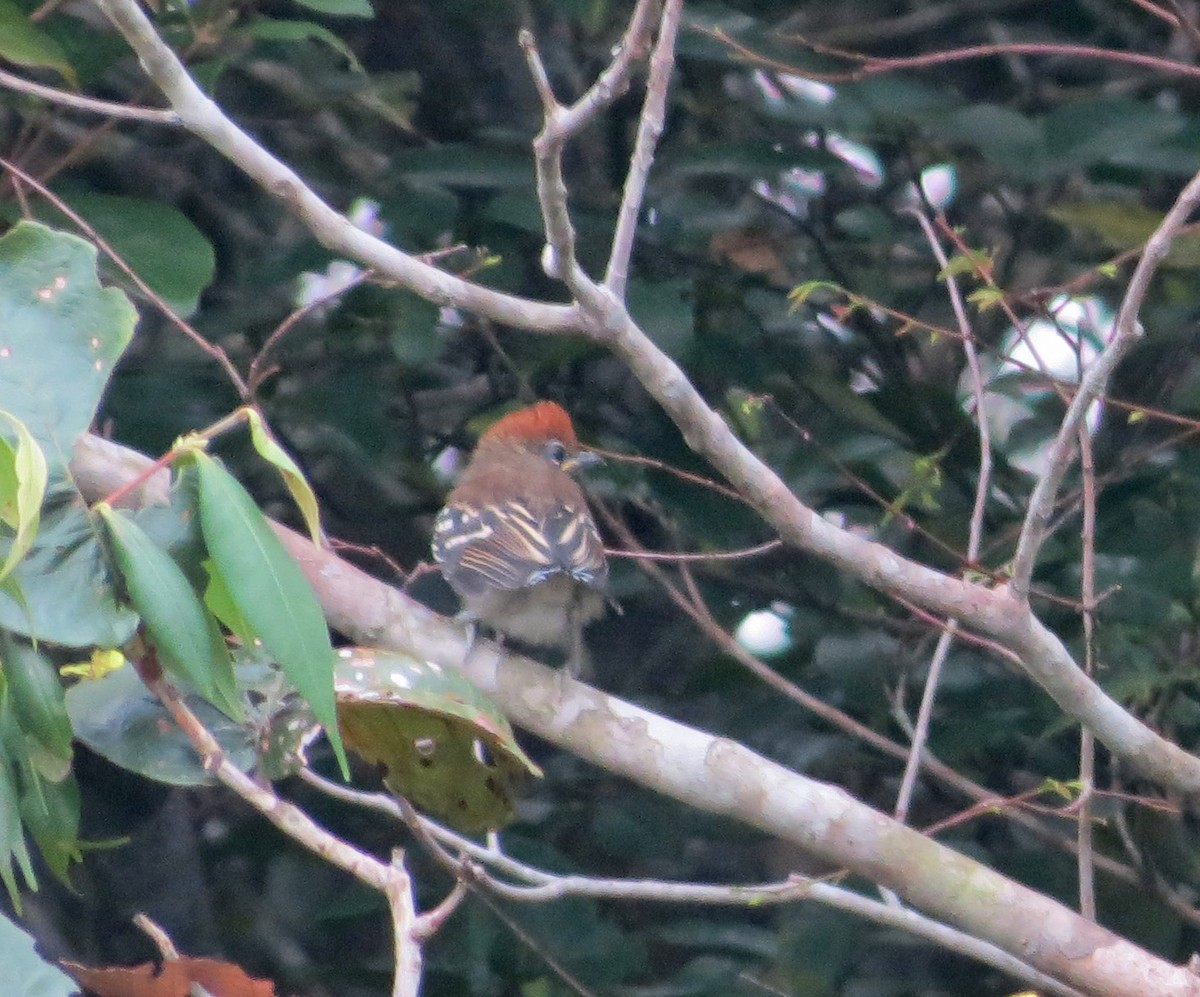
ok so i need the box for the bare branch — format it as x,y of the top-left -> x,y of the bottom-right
1012,164 -> 1200,597
893,209 -> 992,826
605,0 -> 678,297
146,671 -> 392,892
1077,422 -> 1100,921
0,68 -> 179,122
385,852 -> 422,997
300,771 -> 1087,997
92,0 -> 580,335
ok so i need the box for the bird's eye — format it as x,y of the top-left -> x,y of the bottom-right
545,439 -> 568,464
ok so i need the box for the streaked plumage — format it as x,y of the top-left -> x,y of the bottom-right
432,402 -> 607,672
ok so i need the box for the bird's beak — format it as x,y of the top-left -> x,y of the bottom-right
563,449 -> 602,474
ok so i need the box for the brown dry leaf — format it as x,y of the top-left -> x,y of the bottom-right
62,956 -> 278,997
708,230 -> 791,285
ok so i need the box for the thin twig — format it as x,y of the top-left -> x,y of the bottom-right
597,501 -> 1114,877
139,664 -> 447,997
606,538 -> 781,562
385,851 -> 421,997
1165,0 -> 1200,51
92,0 -> 579,334
605,0 -> 676,297
72,433 -> 1200,987
299,770 -> 1086,997
1077,422 -> 1098,921
1012,164 -> 1200,599
97,0 -> 1200,804
593,446 -> 747,501
0,68 -> 179,122
146,670 -> 391,890
523,1 -> 678,321
1128,0 -> 1184,25
604,499 -> 1174,913
707,26 -> 1200,84
246,269 -> 372,396
133,913 -> 182,960
893,210 -> 992,826
0,157 -> 249,396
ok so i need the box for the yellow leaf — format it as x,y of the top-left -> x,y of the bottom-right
60,648 -> 127,680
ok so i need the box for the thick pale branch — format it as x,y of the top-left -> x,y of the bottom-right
69,434 -> 1200,997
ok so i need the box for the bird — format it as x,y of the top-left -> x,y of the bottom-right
432,401 -> 608,677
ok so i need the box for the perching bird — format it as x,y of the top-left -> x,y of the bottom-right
432,401 -> 608,676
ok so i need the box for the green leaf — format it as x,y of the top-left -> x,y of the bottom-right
0,913 -> 77,996
0,482 -> 137,647
0,439 -> 14,523
335,647 -> 541,833
18,769 -> 80,884
967,286 -> 1005,312
1049,199 -> 1200,270
0,223 -> 134,643
65,662 -> 254,786
665,141 -> 838,178
0,639 -> 72,774
246,409 -> 322,545
202,558 -> 258,644
726,389 -> 767,442
0,0 -> 77,87
0,221 -> 136,464
925,104 -> 1041,175
0,685 -> 36,908
628,279 -> 694,359
1043,96 -> 1182,169
936,248 -> 991,281
66,658 -> 318,786
392,145 -> 534,190
797,373 -> 912,445
387,291 -> 441,366
0,411 -> 48,585
788,280 -> 843,307
292,0 -> 374,17
33,192 -> 216,317
190,453 -> 347,773
235,657 -> 321,781
246,18 -> 363,71
97,504 -> 241,718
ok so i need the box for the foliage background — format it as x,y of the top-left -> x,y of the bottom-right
6,0 -> 1200,994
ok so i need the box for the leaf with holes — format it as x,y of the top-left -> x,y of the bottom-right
0,221 -> 135,464
334,647 -> 540,834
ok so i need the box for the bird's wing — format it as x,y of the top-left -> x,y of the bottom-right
433,500 -> 607,596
